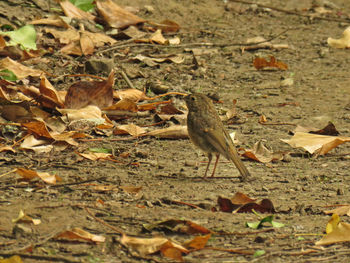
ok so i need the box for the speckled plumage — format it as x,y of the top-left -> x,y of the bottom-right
185,93 -> 250,181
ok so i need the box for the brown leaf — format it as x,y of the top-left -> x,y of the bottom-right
253,56 -> 288,70
114,123 -> 147,137
12,209 -> 41,225
218,193 -> 275,213
114,88 -> 149,102
39,75 -> 64,108
20,135 -> 53,154
160,103 -> 183,115
22,120 -> 78,146
316,222 -> 350,245
95,0 -> 145,29
184,234 -> 211,250
0,57 -> 43,79
155,19 -> 180,33
104,98 -> 138,112
309,122 -> 339,136
145,125 -> 188,139
161,245 -> 183,262
59,0 -> 95,20
231,192 -> 256,204
78,152 -> 113,161
80,32 -> 94,55
56,227 -> 105,243
120,235 -> 168,256
16,168 -> 61,185
241,140 -> 286,163
281,132 -> 350,155
30,15 -> 71,28
324,205 -> 350,216
65,70 -> 114,109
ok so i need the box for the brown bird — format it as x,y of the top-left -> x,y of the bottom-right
185,93 -> 250,181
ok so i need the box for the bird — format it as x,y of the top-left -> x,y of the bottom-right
185,93 -> 251,181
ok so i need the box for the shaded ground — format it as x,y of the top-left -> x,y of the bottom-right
1,0 -> 350,262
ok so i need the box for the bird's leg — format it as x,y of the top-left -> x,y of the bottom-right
203,153 -> 212,178
211,154 -> 220,177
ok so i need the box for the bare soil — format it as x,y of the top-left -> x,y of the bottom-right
1,0 -> 350,262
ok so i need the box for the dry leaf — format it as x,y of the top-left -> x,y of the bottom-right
324,205 -> 350,216
114,88 -> 149,102
327,26 -> 350,49
241,140 -> 286,163
95,0 -> 145,29
39,75 -> 64,108
20,135 -> 53,153
217,192 -> 275,213
59,0 -> 95,20
253,56 -> 288,70
184,234 -> 211,249
65,70 -> 114,109
160,241 -> 184,262
281,132 -> 350,155
104,98 -> 138,112
16,168 -> 61,184
326,214 -> 340,234
0,57 -> 43,79
56,227 -> 105,243
132,54 -> 185,67
30,15 -> 71,28
78,152 -> 113,161
146,125 -> 188,139
155,19 -> 180,33
121,234 -> 188,257
58,105 -> 103,121
22,120 -> 78,146
316,222 -> 350,245
242,36 -> 289,52
114,123 -> 147,137
12,209 -> 41,225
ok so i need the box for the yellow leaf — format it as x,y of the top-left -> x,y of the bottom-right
326,214 -> 340,234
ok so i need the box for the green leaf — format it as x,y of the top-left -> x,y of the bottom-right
253,250 -> 265,257
246,215 -> 285,229
0,25 -> 37,50
69,0 -> 95,11
88,148 -> 111,153
0,69 -> 17,81
246,221 -> 261,229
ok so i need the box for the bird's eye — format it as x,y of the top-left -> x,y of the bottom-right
191,96 -> 196,101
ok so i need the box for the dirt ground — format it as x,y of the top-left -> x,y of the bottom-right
1,0 -> 350,262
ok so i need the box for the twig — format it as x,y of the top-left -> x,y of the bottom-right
259,122 -> 296,126
83,206 -> 125,235
169,200 -> 202,209
98,28 -> 291,53
0,168 -> 17,179
204,246 -> 255,255
120,70 -> 136,90
229,0 -> 350,23
216,228 -> 275,235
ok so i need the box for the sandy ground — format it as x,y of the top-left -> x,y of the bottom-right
1,0 -> 350,262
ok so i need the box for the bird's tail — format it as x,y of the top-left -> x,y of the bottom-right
229,147 -> 250,181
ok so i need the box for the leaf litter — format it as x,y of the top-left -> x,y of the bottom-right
0,0 -> 350,262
